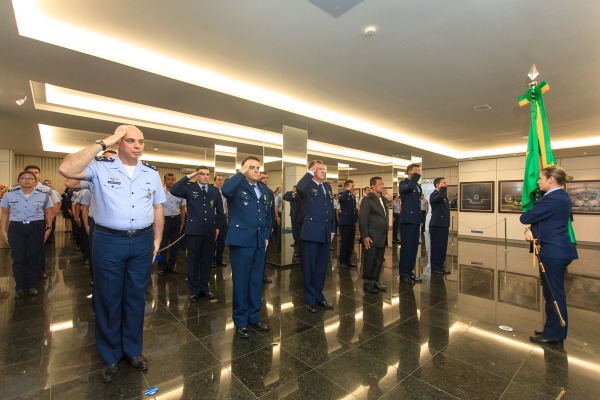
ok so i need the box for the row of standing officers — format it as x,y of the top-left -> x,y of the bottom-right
49,125 -> 450,383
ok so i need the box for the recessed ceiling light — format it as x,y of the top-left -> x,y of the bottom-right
473,104 -> 492,112
364,26 -> 376,37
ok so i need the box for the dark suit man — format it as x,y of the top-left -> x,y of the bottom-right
338,179 -> 358,269
297,160 -> 335,313
222,156 -> 272,338
359,177 -> 389,293
259,172 -> 275,283
399,163 -> 423,284
213,175 -> 228,267
170,166 -> 224,302
283,186 -> 300,247
429,177 -> 451,275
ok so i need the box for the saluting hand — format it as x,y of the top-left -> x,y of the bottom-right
104,125 -> 129,147
238,162 -> 250,175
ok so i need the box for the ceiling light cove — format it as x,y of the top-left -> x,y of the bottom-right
13,0 -> 457,158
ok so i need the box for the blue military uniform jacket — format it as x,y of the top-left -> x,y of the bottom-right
338,189 -> 358,226
83,156 -> 166,230
221,172 -> 271,248
170,177 -> 224,236
520,189 -> 578,261
0,188 -> 54,221
399,173 -> 422,225
429,186 -> 450,228
296,172 -> 335,243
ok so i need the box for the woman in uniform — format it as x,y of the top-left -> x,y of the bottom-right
0,171 -> 54,298
520,166 -> 578,344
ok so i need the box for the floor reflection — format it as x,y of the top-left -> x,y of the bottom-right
0,225 -> 599,399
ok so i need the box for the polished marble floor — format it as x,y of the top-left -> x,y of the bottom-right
1,225 -> 599,399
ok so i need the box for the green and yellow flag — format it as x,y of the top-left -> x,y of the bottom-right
518,81 -> 576,243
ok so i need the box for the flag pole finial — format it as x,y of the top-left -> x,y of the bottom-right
528,64 -> 539,88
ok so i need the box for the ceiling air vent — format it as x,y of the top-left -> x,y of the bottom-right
473,104 -> 492,112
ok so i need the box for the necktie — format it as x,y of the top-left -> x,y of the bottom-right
318,183 -> 324,195
201,185 -> 206,193
252,184 -> 261,199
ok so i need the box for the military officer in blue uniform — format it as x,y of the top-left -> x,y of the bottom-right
213,174 -> 228,267
283,185 -> 302,256
1,171 -> 54,298
222,156 -> 272,338
337,179 -> 358,269
259,171 -> 275,283
13,165 -> 61,279
429,177 -> 451,275
59,125 -> 166,383
297,160 -> 335,312
399,163 -> 423,284
521,166 -> 578,345
157,173 -> 186,276
170,166 -> 223,302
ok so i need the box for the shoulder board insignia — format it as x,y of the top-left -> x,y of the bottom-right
11,184 -> 20,189
35,188 -> 45,193
7,188 -> 17,192
95,156 -> 115,162
142,161 -> 158,171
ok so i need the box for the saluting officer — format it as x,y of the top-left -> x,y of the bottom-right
297,160 -> 335,313
157,173 -> 186,276
1,171 -> 54,298
338,179 -> 358,269
398,163 -> 423,284
429,177 -> 451,275
222,156 -> 272,338
170,166 -> 223,302
59,125 -> 166,383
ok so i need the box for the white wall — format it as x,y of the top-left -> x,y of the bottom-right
456,155 -> 600,244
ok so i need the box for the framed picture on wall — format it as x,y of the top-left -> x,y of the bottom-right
498,180 -> 524,213
566,180 -> 600,214
447,185 -> 458,210
460,181 -> 494,212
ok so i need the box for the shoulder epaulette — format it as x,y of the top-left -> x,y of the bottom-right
142,161 -> 158,171
95,156 -> 115,162
7,188 -> 17,192
11,184 -> 20,189
35,188 -> 46,193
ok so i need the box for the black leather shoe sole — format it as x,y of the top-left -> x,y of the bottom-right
102,364 -> 118,383
306,304 -> 317,313
317,301 -> 334,309
263,276 -> 272,284
401,277 -> 415,285
249,322 -> 271,331
530,335 -> 563,345
374,284 -> 387,292
410,276 -> 423,283
363,284 -> 379,293
237,327 -> 250,338
157,270 -> 165,276
189,294 -> 199,303
127,355 -> 148,371
534,330 -> 543,336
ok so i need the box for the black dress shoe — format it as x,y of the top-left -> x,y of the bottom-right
28,288 -> 39,296
236,327 -> 251,338
432,269 -> 445,275
263,276 -> 272,284
40,273 -> 47,279
339,263 -> 349,269
348,263 -> 357,268
249,322 -> 271,331
410,276 -> 423,283
189,294 -> 199,303
534,330 -> 543,336
157,270 -> 165,276
127,355 -> 148,370
14,290 -> 25,299
374,282 -> 387,292
198,291 -> 216,301
306,304 -> 317,313
102,364 -> 118,383
215,262 -> 227,267
317,300 -> 334,309
293,253 -> 300,257
363,284 -> 379,293
530,335 -> 563,345
401,277 -> 415,284
166,268 -> 179,274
